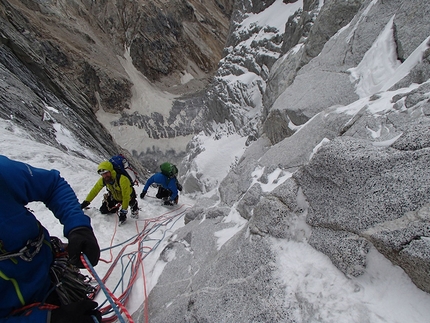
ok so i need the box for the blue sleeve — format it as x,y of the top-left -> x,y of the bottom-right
0,155 -> 92,237
143,174 -> 156,192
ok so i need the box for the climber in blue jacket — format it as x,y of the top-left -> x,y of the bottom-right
0,155 -> 101,323
140,162 -> 182,205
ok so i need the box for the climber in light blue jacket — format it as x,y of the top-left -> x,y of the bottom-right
139,162 -> 182,205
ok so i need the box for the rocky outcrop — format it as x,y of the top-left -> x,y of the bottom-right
294,130 -> 430,285
263,0 -> 360,116
135,217 -> 287,323
264,0 -> 430,144
84,0 -> 233,88
204,0 -> 302,137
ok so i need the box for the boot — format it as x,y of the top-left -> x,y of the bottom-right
131,209 -> 139,219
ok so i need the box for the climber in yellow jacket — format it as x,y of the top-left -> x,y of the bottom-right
80,160 -> 139,224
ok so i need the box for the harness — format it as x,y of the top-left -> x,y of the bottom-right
0,223 -> 45,262
0,223 -> 47,307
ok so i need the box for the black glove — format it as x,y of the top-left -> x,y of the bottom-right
50,299 -> 102,323
80,201 -> 90,209
164,200 -> 174,206
118,209 -> 127,224
176,182 -> 183,191
68,227 -> 100,268
140,190 -> 147,199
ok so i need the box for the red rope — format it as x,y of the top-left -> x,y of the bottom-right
135,221 -> 149,323
91,204 -> 190,323
10,302 -> 59,316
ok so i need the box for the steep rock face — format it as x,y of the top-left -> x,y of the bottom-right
0,0 -> 233,171
0,31 -> 115,162
263,0 -> 363,121
0,1 -> 151,176
202,0 -> 364,140
201,0 -> 364,139
0,39 -> 149,174
84,0 -> 233,90
264,0 -> 430,144
1,0 -> 133,112
228,0 -> 430,292
258,0 -> 430,291
148,0 -> 430,320
204,0 -> 302,137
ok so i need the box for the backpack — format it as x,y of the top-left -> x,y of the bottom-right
160,162 -> 178,178
109,154 -> 139,186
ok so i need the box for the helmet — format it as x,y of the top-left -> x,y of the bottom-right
160,162 -> 178,178
97,160 -> 113,175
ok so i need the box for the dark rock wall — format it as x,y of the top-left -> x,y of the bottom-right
0,0 -> 234,173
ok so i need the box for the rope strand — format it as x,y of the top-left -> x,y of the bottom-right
81,254 -> 131,323
82,205 -> 189,323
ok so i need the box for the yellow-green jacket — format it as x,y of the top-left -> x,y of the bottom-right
85,160 -> 133,211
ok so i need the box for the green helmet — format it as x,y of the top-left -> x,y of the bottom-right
160,162 -> 178,178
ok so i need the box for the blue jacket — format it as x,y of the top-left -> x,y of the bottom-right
142,172 -> 178,201
0,155 -> 92,322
